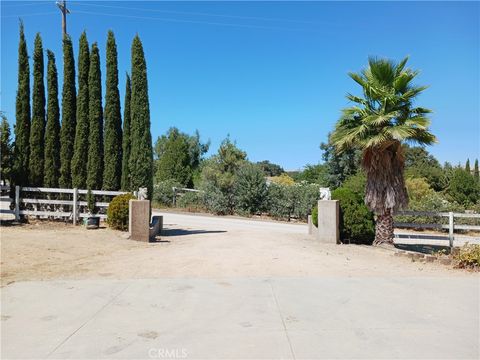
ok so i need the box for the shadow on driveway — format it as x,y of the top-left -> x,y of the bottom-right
161,228 -> 227,237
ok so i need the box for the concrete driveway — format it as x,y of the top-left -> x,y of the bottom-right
1,213 -> 479,359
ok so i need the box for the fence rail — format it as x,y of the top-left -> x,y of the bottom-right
0,185 -> 133,224
394,210 -> 480,247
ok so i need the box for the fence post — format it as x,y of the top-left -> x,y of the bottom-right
73,188 -> 78,225
14,185 -> 20,221
448,212 -> 454,248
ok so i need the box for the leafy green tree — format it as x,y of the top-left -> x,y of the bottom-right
474,159 -> 479,183
103,31 -> 123,190
129,35 -> 153,197
86,42 -> 103,190
330,57 -> 436,245
121,74 -> 131,190
14,20 -> 31,186
293,163 -> 329,184
72,31 -> 90,189
44,51 -> 61,187
403,145 -> 444,191
234,163 -> 268,214
0,114 -> 14,184
465,159 -> 471,174
256,160 -> 284,177
59,35 -> 76,188
320,137 -> 361,188
28,33 -> 45,186
446,167 -> 480,207
154,127 -> 209,187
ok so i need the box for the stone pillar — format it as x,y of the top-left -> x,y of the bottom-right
317,200 -> 339,244
129,199 -> 150,242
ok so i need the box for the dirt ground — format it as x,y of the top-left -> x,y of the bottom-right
0,213 -> 474,286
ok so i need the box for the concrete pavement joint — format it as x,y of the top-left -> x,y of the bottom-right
269,281 -> 296,360
46,281 -> 132,358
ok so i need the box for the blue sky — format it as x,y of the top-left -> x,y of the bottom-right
1,1 -> 479,170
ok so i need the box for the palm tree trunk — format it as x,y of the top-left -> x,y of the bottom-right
373,209 -> 394,246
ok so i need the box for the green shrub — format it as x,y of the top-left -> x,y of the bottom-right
332,187 -> 375,244
176,191 -> 205,212
204,184 -> 231,215
454,244 -> 480,269
266,182 -> 319,221
266,183 -> 292,220
234,163 -> 268,215
107,193 -> 135,231
311,205 -> 318,227
153,179 -> 182,207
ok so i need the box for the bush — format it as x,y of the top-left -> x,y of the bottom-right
266,182 -> 319,221
454,244 -> 480,269
311,205 -> 318,227
176,191 -> 205,212
153,179 -> 182,207
266,183 -> 292,220
234,163 -> 268,215
332,187 -> 375,244
204,184 -> 231,215
107,193 -> 135,231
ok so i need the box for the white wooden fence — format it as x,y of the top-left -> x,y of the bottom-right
394,210 -> 480,247
0,185 -> 135,225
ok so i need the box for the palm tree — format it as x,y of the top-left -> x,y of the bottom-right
331,57 -> 437,245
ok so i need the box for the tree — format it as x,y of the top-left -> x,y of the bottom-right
320,137 -> 361,188
474,159 -> 479,183
59,35 -> 76,188
103,31 -> 123,190
465,159 -> 471,174
129,35 -> 153,197
28,33 -> 46,186
154,127 -> 209,187
44,51 -> 61,187
257,160 -> 284,177
14,20 -> 30,186
293,163 -> 329,184
121,74 -> 131,190
403,145 -> 444,191
446,167 -> 480,207
86,43 -> 103,190
330,57 -> 436,245
72,31 -> 90,189
234,163 -> 268,214
0,114 -> 14,184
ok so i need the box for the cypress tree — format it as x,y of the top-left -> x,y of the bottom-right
72,32 -> 90,189
14,20 -> 31,186
59,35 -> 76,188
465,159 -> 471,175
29,33 -> 46,186
103,31 -> 122,190
44,51 -> 61,187
121,74 -> 131,190
1,114 -> 14,184
474,159 -> 479,183
129,35 -> 153,198
86,43 -> 103,190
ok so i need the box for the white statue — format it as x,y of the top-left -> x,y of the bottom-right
319,187 -> 331,200
138,187 -> 148,200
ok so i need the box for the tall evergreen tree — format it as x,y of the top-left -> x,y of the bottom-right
129,35 -> 153,197
474,159 -> 479,183
103,31 -> 122,190
72,32 -> 90,189
14,20 -> 31,186
1,113 -> 14,184
29,33 -> 46,186
86,43 -> 103,190
121,74 -> 131,190
465,158 -> 471,174
44,51 -> 61,187
59,35 -> 76,188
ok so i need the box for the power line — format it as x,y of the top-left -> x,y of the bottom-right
71,1 -> 319,25
72,9 -> 320,32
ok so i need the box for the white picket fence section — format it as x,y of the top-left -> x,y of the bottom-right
394,210 -> 480,247
0,185 -> 136,225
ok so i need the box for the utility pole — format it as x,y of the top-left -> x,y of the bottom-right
56,0 -> 69,37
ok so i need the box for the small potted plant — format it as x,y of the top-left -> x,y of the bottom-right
85,189 -> 100,229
